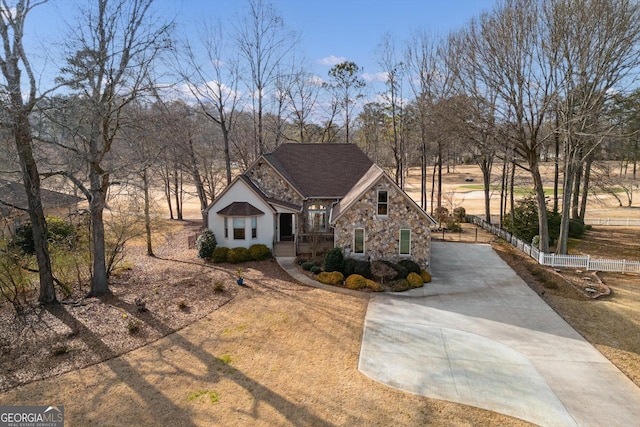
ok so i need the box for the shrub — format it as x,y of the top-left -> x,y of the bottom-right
301,261 -> 315,271
406,272 -> 424,288
227,247 -> 251,264
249,244 -> 271,260
453,207 -> 466,223
434,206 -> 449,224
213,281 -> 226,293
310,266 -> 322,274
343,258 -> 357,277
568,218 -> 586,239
345,274 -> 367,290
317,271 -> 344,285
383,260 -> 408,279
323,247 -> 344,273
398,259 -> 421,275
371,260 -> 397,284
365,279 -> 384,292
196,230 -> 217,259
354,260 -> 372,278
389,279 -> 411,292
212,247 -> 229,263
14,216 -> 77,254
420,269 -> 432,283
296,257 -> 308,265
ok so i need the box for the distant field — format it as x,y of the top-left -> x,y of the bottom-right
459,184 -> 560,196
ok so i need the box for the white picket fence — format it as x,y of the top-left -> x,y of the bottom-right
586,218 -> 640,227
468,215 -> 640,274
483,215 -> 640,227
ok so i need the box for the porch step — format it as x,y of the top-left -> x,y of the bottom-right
274,242 -> 296,257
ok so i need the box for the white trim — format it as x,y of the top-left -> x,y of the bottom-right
399,228 -> 411,256
354,228 -> 365,255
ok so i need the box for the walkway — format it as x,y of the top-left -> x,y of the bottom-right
359,242 -> 640,427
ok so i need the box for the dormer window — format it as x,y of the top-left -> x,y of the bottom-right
377,190 -> 388,216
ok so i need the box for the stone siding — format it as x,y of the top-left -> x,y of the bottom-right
246,162 -> 302,206
333,181 -> 431,268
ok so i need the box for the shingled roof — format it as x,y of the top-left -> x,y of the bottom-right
262,144 -> 374,198
217,201 -> 265,217
0,178 -> 82,216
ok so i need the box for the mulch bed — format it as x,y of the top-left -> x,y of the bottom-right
0,221 -> 245,392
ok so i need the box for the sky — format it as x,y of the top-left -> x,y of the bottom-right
162,0 -> 496,89
21,0 -> 496,97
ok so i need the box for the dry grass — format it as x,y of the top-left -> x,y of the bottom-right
0,220 -> 532,426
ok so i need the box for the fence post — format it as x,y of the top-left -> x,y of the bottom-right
586,255 -> 590,271
623,259 -> 627,274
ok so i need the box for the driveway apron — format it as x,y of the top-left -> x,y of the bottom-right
359,242 -> 640,427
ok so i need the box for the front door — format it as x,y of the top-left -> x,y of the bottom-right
279,213 -> 293,241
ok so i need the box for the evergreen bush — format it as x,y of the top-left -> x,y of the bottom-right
196,230 -> 217,259
323,247 -> 344,273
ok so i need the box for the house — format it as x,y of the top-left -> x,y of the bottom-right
0,178 -> 82,234
205,143 -> 437,267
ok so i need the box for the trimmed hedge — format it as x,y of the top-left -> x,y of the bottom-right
420,269 -> 432,283
212,247 -> 229,263
249,244 -> 272,260
310,266 -> 322,274
318,271 -> 344,285
301,262 -> 315,271
406,272 -> 424,288
366,279 -> 384,292
227,247 -> 251,264
345,274 -> 367,290
389,279 -> 411,292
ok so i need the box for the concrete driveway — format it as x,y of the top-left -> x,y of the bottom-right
359,242 -> 640,427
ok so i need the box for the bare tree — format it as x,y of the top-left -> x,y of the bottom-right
549,0 -> 640,254
52,0 -> 172,296
236,0 -> 298,155
0,0 -> 56,303
285,66 -> 320,143
377,33 -> 406,187
462,0 -> 556,251
327,61 -> 366,144
177,20 -> 240,185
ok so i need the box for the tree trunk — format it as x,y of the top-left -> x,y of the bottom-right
143,168 -> 154,257
87,176 -> 110,296
579,155 -> 593,220
15,119 -> 56,304
553,116 -> 560,213
531,162 -> 550,253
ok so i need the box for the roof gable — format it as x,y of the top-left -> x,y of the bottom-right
330,165 -> 438,226
217,202 -> 265,216
262,143 -> 374,198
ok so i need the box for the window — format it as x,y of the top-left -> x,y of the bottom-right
354,228 -> 365,255
224,217 -> 228,238
308,204 -> 327,232
251,217 -> 257,239
377,190 -> 388,216
233,218 -> 245,240
400,229 -> 411,255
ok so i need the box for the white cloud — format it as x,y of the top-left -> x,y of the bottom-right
362,72 -> 388,83
308,75 -> 325,86
318,55 -> 346,66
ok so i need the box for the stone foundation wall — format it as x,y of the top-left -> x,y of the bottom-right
333,181 -> 431,267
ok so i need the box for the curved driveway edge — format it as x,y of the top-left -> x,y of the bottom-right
359,242 -> 640,427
